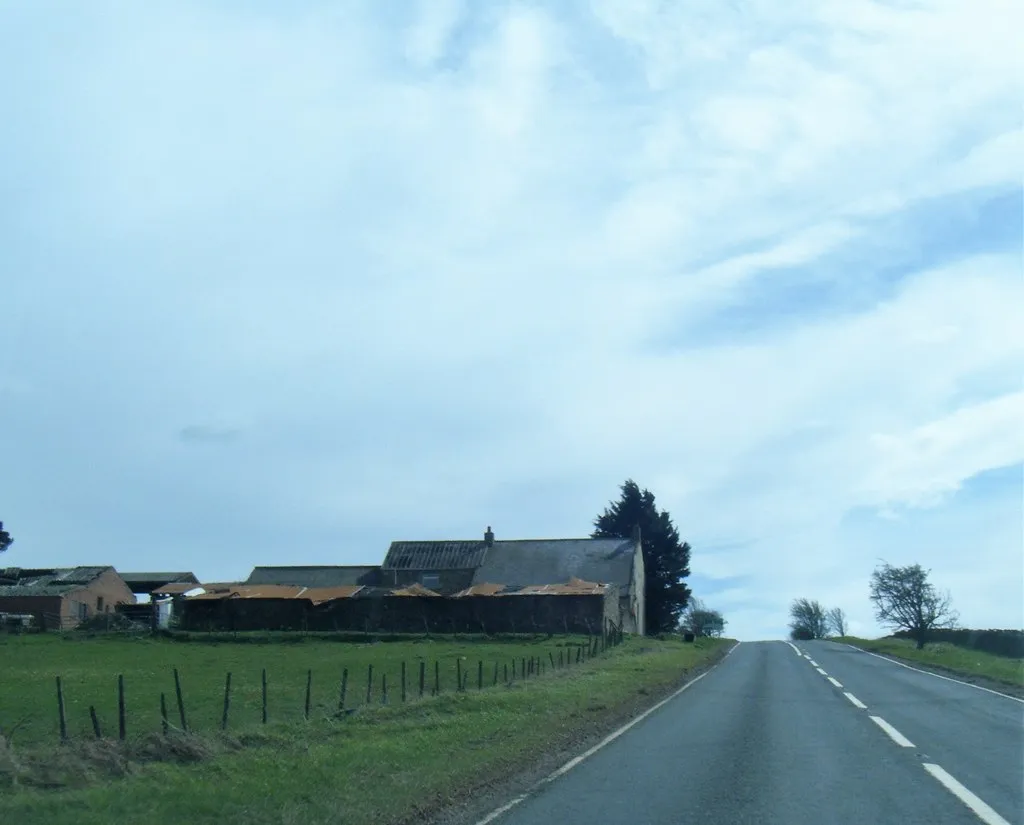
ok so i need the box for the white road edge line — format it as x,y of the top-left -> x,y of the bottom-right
472,641 -> 742,825
827,676 -> 843,688
815,667 -> 828,676
785,641 -> 802,655
923,763 -> 1011,825
844,644 -> 1024,704
844,691 -> 867,709
870,715 -> 915,747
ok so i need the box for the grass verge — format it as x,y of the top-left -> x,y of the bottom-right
0,635 -> 732,825
839,636 -> 1024,690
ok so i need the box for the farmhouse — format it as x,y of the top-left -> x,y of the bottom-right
0,566 -> 135,630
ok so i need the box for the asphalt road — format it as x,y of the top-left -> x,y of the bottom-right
477,641 -> 1024,825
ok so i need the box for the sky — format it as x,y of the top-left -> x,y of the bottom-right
1,0 -> 1022,641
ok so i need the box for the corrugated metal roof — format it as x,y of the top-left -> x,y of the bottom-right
185,584 -> 363,603
0,566 -> 112,594
471,539 -> 634,590
452,582 -> 507,598
382,541 -> 489,571
388,583 -> 442,597
498,578 -> 611,596
304,586 -> 364,604
245,566 -> 380,588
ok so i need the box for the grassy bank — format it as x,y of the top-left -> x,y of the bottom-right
840,636 -> 1024,689
0,635 -> 731,825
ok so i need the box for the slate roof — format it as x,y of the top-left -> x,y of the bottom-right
383,541 -> 489,571
245,566 -> 380,588
120,572 -> 199,588
470,538 -> 635,590
0,566 -> 113,596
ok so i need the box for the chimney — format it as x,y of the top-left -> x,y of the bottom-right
484,526 -> 494,547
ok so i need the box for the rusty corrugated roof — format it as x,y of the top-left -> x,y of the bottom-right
498,578 -> 610,596
387,583 -> 442,597
303,586 -> 364,604
452,582 -> 507,598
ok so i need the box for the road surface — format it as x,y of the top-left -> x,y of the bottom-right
476,640 -> 1024,825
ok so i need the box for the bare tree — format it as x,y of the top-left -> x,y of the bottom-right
789,598 -> 829,640
681,598 -> 726,638
826,607 -> 848,638
869,562 -> 957,649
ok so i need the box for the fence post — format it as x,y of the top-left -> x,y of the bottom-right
456,658 -> 463,693
219,672 -> 232,730
492,661 -> 498,686
401,661 -> 407,703
576,646 -> 582,664
478,660 -> 483,690
419,661 -> 425,699
89,705 -> 102,738
304,670 -> 313,720
261,668 -> 268,724
504,662 -> 508,683
381,673 -> 387,706
55,676 -> 67,742
521,657 -> 526,679
173,668 -> 188,732
434,660 -> 440,696
549,651 -> 555,669
160,692 -> 169,734
118,674 -> 127,741
366,664 -> 374,705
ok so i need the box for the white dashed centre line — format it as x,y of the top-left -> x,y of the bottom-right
815,667 -> 827,676
870,716 -> 915,747
844,692 -> 867,709
923,764 -> 1011,825
827,676 -> 843,688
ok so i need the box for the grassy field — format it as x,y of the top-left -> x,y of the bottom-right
0,632 -> 596,747
840,636 -> 1024,688
0,632 -> 732,825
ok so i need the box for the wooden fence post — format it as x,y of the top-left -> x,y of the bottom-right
478,660 -> 483,690
222,672 -> 232,730
549,651 -> 555,669
261,668 -> 268,724
456,659 -> 463,693
55,676 -> 67,742
381,673 -> 387,706
304,669 -> 313,720
434,660 -> 440,696
339,668 -> 349,711
401,662 -> 407,703
492,661 -> 498,686
89,705 -> 102,739
366,664 -> 374,705
160,692 -> 169,734
173,668 -> 188,732
419,661 -> 425,699
118,674 -> 127,741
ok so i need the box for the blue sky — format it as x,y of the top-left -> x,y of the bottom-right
2,0 -> 1021,640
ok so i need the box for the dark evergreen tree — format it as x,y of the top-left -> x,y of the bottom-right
0,521 -> 12,554
592,479 -> 692,634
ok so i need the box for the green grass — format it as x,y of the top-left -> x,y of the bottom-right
0,633 -> 731,825
0,632 -> 594,747
839,636 -> 1024,688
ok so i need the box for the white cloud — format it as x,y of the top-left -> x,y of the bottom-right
1,0 -> 1021,641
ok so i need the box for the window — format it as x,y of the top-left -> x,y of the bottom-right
421,574 -> 440,590
97,596 -> 104,612
77,602 -> 88,620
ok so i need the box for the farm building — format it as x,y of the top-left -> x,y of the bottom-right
383,527 -> 645,634
118,571 -> 199,597
245,565 -> 381,588
0,566 -> 135,630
